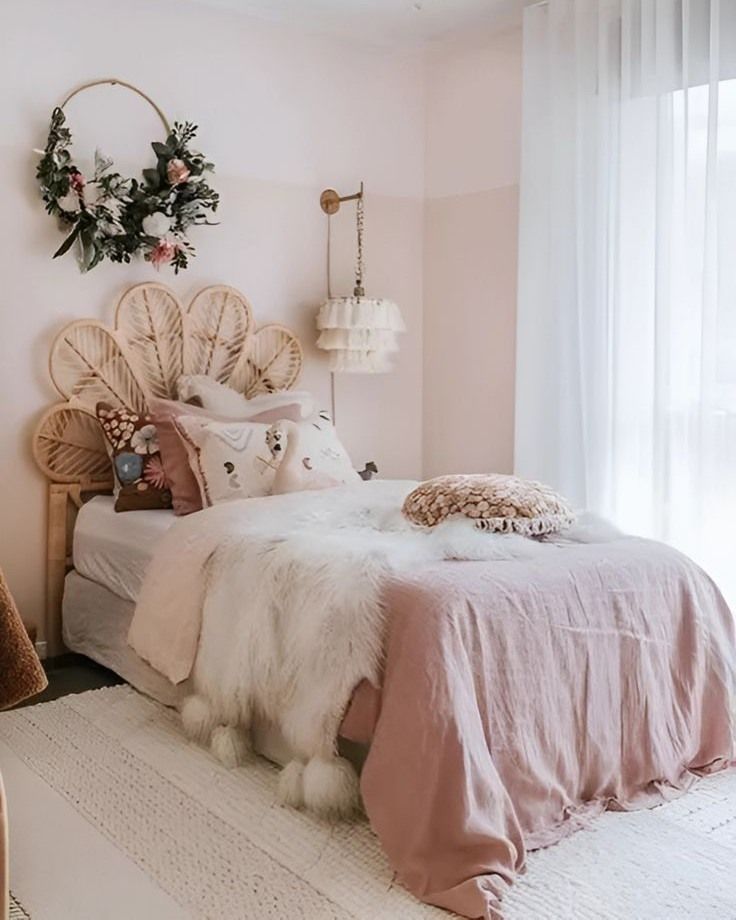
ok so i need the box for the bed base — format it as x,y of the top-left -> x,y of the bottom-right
45,483 -> 111,657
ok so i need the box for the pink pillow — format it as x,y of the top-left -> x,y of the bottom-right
149,397 -> 302,515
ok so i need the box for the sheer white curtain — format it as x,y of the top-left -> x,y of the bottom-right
516,0 -> 736,601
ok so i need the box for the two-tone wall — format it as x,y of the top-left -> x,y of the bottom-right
423,28 -> 522,478
0,0 -> 425,632
0,1 -> 524,635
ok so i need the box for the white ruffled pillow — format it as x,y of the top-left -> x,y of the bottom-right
177,375 -> 314,420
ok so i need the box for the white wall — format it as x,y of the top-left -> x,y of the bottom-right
0,0 -> 425,634
423,28 -> 523,478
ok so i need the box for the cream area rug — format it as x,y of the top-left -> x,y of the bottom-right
1,687 -> 735,920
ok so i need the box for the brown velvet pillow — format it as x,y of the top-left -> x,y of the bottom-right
149,397 -> 303,515
96,403 -> 173,512
402,473 -> 575,536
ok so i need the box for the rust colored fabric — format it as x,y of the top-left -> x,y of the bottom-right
0,571 -> 47,710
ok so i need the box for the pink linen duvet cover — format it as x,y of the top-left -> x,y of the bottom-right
130,483 -> 736,920
341,536 -> 736,919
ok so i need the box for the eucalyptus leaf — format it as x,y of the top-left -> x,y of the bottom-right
52,223 -> 81,258
142,168 -> 160,188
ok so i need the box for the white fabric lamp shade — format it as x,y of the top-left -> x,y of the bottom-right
316,296 -> 404,374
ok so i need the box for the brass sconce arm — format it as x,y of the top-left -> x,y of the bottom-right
319,181 -> 364,215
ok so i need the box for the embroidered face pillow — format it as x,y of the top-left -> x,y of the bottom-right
402,473 -> 575,536
149,397 -> 303,516
173,415 -> 282,506
269,413 -> 360,494
96,403 -> 173,512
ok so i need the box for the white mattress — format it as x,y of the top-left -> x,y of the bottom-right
73,495 -> 176,601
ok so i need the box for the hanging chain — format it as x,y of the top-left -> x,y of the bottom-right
326,212 -> 332,299
354,194 -> 365,298
325,207 -> 336,422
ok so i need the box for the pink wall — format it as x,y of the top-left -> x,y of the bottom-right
0,0 -> 425,636
423,28 -> 523,478
0,2 -> 524,639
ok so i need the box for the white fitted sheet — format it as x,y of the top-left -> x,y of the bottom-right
73,495 -> 176,602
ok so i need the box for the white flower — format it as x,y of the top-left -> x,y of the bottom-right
83,183 -> 100,206
142,212 -> 172,237
94,148 -> 113,175
57,191 -> 79,213
130,424 -> 160,455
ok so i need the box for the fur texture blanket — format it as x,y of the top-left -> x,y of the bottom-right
129,481 -> 613,815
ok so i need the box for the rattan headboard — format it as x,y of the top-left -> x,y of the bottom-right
32,282 -> 303,655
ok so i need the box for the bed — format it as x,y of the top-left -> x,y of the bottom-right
65,497 -> 180,704
34,282 -> 317,769
64,495 -> 305,765
32,282 -> 736,920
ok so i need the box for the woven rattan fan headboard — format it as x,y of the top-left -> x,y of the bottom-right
32,282 -> 303,655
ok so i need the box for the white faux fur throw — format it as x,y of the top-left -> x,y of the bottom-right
129,480 -> 615,815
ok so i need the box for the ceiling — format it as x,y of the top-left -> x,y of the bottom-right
188,0 -> 527,47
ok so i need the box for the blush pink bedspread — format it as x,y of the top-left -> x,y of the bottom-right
340,536 -> 736,919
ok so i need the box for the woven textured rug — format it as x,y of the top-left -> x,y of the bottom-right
2,686 -> 736,920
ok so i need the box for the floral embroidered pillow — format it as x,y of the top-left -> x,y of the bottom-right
96,403 -> 173,512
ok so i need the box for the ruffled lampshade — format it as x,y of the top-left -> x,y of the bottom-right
316,184 -> 404,374
316,296 -> 405,373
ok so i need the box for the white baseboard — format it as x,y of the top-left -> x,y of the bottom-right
34,640 -> 48,660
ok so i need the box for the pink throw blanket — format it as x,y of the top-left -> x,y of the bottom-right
341,536 -> 736,919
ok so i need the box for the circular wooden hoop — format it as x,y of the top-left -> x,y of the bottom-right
60,78 -> 171,134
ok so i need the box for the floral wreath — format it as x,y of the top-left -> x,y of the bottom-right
36,85 -> 218,273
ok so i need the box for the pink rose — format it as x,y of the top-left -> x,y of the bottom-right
149,239 -> 177,268
166,158 -> 190,185
69,171 -> 86,193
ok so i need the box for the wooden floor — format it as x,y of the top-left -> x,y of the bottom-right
13,654 -> 123,709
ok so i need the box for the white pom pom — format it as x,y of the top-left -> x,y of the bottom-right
210,725 -> 251,768
302,756 -> 360,819
181,694 -> 215,745
277,760 -> 305,808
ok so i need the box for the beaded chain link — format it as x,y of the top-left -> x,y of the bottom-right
354,194 -> 365,297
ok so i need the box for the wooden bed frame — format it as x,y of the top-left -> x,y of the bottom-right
32,282 -> 303,657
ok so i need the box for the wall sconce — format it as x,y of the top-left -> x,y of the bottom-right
316,182 -> 404,378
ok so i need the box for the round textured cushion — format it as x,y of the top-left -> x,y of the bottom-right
402,473 -> 575,536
